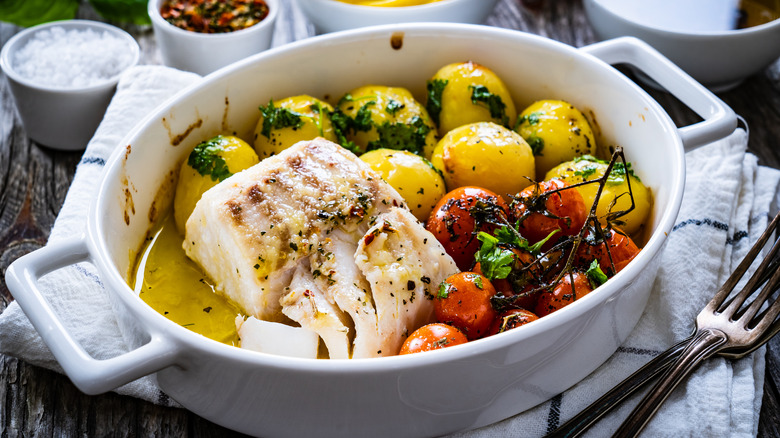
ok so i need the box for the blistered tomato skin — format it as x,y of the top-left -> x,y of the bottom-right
398,323 -> 468,355
489,308 -> 540,335
426,186 -> 510,271
534,271 -> 592,317
512,179 -> 588,245
434,272 -> 498,340
577,227 -> 640,275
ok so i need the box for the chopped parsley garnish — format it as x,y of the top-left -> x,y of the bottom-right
574,165 -> 599,179
437,282 -> 453,299
366,116 -> 430,155
586,259 -> 608,288
574,155 -> 640,182
469,84 -> 509,127
309,102 -> 325,136
187,135 -> 233,182
353,102 -> 376,132
425,78 -> 448,126
385,99 -> 404,115
472,275 -> 484,289
258,100 -> 304,138
422,156 -> 444,179
526,134 -> 544,155
516,111 -> 544,128
329,109 -> 362,154
475,232 -> 515,280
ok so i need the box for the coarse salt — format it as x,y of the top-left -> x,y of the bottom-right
11,26 -> 135,89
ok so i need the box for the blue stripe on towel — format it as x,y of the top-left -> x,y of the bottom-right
79,156 -> 106,166
546,394 -> 563,433
670,216 -> 751,246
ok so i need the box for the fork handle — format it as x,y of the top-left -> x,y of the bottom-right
613,328 -> 728,438
545,337 -> 693,438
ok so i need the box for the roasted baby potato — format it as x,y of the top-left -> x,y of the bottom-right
253,95 -> 337,159
335,85 -> 438,157
360,148 -> 446,221
426,61 -> 517,137
545,155 -> 651,235
174,135 -> 259,233
515,99 -> 597,177
430,122 -> 535,199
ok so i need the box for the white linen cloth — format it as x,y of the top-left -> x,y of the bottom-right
1,66 -> 777,436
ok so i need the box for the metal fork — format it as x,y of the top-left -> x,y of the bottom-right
608,210 -> 780,437
546,210 -> 780,438
546,317 -> 780,437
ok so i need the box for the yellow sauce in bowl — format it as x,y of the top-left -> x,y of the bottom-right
133,214 -> 241,345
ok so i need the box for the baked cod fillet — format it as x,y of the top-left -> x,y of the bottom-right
184,138 -> 458,358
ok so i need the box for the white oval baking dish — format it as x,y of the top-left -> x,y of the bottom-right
6,23 -> 736,437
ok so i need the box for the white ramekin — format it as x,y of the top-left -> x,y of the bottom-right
0,20 -> 140,150
296,0 -> 501,34
148,0 -> 279,75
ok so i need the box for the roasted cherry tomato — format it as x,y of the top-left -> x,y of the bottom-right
399,323 -> 468,355
426,186 -> 510,271
576,227 -> 640,275
434,272 -> 498,340
489,308 -> 540,335
512,179 -> 587,245
534,271 -> 593,317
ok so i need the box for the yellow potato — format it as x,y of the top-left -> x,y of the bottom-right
430,122 -> 534,199
360,149 -> 446,222
545,156 -> 651,235
174,135 -> 259,234
254,95 -> 337,159
336,85 -> 438,157
515,99 -> 597,177
426,61 -> 517,137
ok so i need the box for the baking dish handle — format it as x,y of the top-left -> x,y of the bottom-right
5,236 -> 180,395
580,36 -> 737,151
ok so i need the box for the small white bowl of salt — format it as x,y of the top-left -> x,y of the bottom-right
0,20 -> 140,150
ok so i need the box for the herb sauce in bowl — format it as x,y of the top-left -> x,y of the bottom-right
160,0 -> 270,33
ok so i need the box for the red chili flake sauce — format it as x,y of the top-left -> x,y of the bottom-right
160,0 -> 270,33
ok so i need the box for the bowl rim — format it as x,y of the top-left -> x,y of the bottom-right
0,19 -> 140,93
297,0 -> 490,13
587,0 -> 780,38
91,22 -> 685,373
147,0 -> 279,40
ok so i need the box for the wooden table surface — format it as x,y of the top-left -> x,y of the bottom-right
2,0 -> 780,436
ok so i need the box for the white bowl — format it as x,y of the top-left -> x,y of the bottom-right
296,0 -> 500,34
584,0 -> 780,92
148,0 -> 279,75
0,20 -> 139,150
6,24 -> 737,437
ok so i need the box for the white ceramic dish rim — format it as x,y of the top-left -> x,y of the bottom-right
590,0 -> 780,37
89,25 -> 691,373
0,19 -> 140,93
301,0 -> 483,13
148,0 -> 279,41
